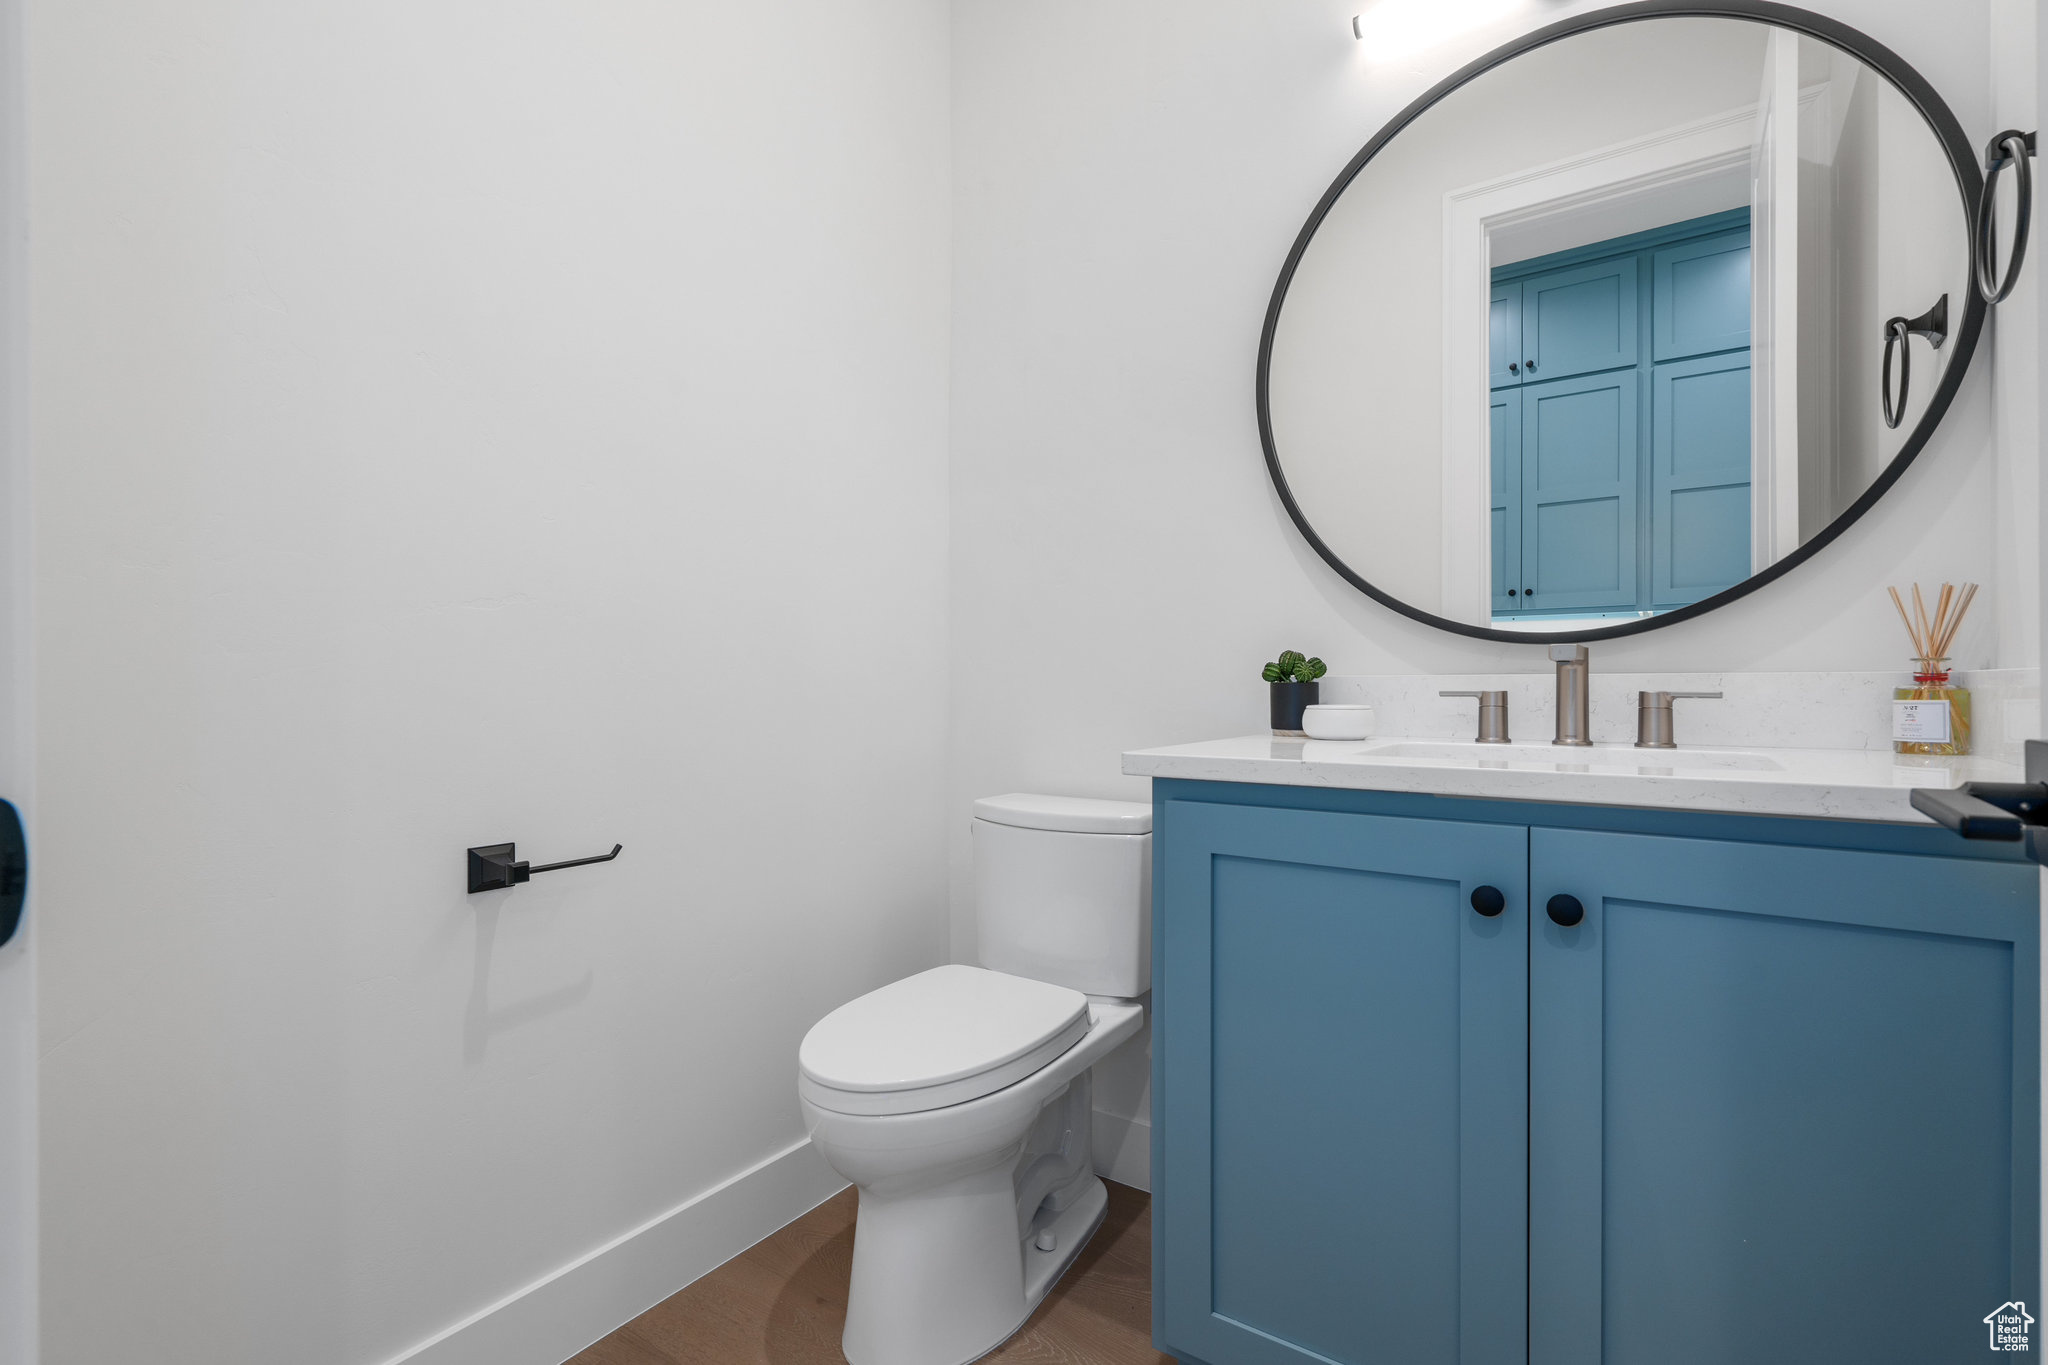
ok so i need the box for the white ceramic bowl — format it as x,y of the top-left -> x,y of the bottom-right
1302,703 -> 1374,741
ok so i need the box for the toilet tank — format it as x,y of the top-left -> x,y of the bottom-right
971,793 -> 1151,998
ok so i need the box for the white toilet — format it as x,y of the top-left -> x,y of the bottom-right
797,793 -> 1151,1365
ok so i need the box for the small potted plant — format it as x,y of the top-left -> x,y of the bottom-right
1262,650 -> 1327,734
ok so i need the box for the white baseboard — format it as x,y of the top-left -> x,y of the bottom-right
380,1136 -> 847,1365
1092,1109 -> 1150,1192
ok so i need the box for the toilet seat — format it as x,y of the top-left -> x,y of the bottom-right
799,964 -> 1091,1117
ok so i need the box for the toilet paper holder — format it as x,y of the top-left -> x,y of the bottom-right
467,840 -> 623,893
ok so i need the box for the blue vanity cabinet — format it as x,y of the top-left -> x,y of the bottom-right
1155,799 -> 1530,1365
1153,782 -> 2040,1365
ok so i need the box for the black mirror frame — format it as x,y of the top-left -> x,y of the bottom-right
1256,0 -> 1987,645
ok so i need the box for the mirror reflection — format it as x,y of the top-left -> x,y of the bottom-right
1267,17 -> 1967,631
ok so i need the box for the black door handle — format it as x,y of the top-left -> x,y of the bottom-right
1470,885 -> 1506,917
1909,782 -> 2047,839
1914,744 -> 2048,866
1546,893 -> 1584,927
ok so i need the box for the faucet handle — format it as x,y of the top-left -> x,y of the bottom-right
1635,690 -> 1722,749
1440,690 -> 1511,744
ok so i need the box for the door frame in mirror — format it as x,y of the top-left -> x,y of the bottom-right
1256,0 -> 1986,644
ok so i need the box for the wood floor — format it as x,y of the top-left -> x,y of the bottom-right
569,1180 -> 1171,1365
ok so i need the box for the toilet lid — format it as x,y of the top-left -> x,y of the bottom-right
799,964 -> 1091,1116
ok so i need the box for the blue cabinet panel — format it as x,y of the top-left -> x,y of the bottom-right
1653,229 -> 1752,360
1520,372 -> 1636,611
1489,281 -> 1522,389
1489,389 -> 1520,613
1158,801 -> 1528,1365
1652,353 -> 1752,603
1529,828 -> 2038,1365
1522,257 -> 1639,381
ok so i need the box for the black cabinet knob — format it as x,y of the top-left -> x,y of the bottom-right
1526,359 -> 1537,371
1509,362 -> 1520,373
1546,893 -> 1584,927
1470,885 -> 1506,917
1508,588 -> 1518,596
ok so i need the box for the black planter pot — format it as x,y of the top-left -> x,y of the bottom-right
1269,680 -> 1320,735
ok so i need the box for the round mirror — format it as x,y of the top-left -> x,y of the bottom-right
1260,4 -> 1983,642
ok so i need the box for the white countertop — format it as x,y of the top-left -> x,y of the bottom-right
1122,734 -> 2025,824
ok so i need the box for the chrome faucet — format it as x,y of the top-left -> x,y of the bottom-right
1635,690 -> 1722,749
1550,644 -> 1592,746
1441,689 -> 1510,744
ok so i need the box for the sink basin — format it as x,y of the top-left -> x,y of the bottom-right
1352,740 -> 1786,772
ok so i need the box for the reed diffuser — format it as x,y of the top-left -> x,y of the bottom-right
1886,582 -> 1976,756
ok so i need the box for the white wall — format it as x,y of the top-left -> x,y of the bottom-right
1993,0 -> 2041,688
31,4 -> 952,1364
0,0 -> 29,1356
950,0 -> 2024,1133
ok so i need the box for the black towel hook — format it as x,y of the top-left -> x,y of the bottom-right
467,840 -> 622,894
1975,129 -> 2036,305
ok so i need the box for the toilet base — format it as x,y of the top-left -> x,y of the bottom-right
842,1173 -> 1109,1365
1018,1173 -> 1108,1325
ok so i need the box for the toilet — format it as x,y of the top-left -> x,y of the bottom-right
797,793 -> 1151,1365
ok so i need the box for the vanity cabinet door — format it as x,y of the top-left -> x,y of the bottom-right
1529,829 -> 2039,1365
1157,801 -> 1527,1365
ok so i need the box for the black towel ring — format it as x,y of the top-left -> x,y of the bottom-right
1881,295 -> 1949,432
1975,129 -> 2036,305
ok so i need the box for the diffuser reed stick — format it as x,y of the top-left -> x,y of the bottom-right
1888,581 -> 1975,755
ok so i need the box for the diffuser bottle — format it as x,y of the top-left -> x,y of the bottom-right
1893,658 -> 1971,757
1886,582 -> 1976,757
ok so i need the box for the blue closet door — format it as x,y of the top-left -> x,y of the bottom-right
1518,372 -> 1637,613
1651,353 -> 1751,605
1522,256 -> 1638,381
1529,828 -> 2039,1365
1158,801 -> 1528,1365
1490,281 -> 1523,388
1652,230 -> 1751,360
1490,388 -> 1522,614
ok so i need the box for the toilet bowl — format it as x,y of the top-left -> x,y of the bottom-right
797,794 -> 1151,1365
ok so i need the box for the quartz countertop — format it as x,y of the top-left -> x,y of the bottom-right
1122,734 -> 2024,824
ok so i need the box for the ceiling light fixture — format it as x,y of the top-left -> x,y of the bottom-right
1352,0 -> 1533,63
